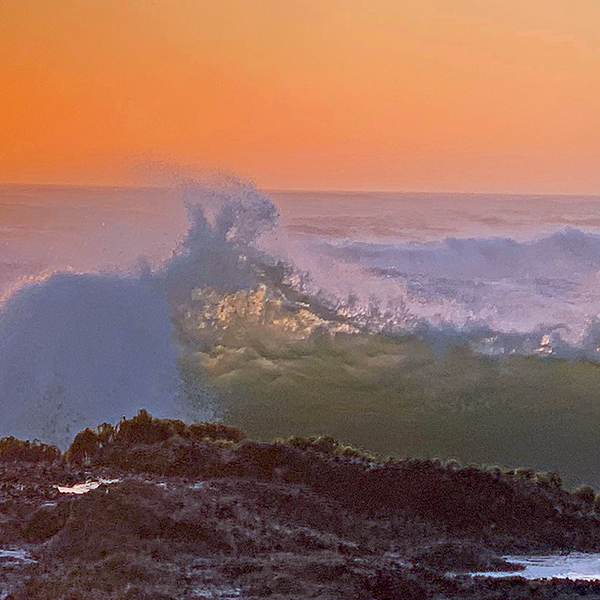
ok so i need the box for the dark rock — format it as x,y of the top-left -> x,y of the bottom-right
22,501 -> 70,543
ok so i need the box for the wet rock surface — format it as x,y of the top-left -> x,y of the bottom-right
2,413 -> 600,598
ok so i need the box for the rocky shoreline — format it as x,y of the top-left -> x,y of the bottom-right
1,412 -> 600,598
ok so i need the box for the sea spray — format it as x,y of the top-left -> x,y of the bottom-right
308,228 -> 600,347
0,272 -> 183,448
0,175 -> 279,447
157,177 -> 278,304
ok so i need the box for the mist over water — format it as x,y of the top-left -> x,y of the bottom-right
2,180 -> 600,451
0,272 -> 181,448
0,178 -> 277,446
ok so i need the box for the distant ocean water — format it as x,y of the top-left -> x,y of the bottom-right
0,184 -> 189,295
3,185 -> 600,351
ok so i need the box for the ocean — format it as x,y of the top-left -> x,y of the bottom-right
2,181 -> 600,485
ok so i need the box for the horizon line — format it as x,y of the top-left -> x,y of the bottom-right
0,181 -> 599,198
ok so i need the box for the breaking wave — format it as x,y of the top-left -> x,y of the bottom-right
3,176 -> 600,448
0,176 -> 276,446
260,227 -> 600,359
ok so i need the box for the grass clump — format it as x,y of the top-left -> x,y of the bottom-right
284,435 -> 378,461
574,484 -> 596,504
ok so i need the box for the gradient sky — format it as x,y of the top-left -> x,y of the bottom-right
1,0 -> 600,193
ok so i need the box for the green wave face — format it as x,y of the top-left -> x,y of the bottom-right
180,329 -> 600,489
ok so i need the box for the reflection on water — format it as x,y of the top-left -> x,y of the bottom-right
477,553 -> 600,580
0,548 -> 34,563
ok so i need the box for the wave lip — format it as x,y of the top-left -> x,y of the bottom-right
296,228 -> 600,346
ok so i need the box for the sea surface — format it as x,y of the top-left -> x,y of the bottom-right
3,184 -> 600,349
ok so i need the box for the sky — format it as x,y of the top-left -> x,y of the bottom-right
1,0 -> 600,193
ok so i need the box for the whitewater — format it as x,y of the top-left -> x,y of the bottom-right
2,180 -> 600,447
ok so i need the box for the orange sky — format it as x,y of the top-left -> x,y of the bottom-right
1,0 -> 600,193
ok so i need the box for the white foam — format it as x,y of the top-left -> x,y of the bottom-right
476,553 -> 600,580
55,479 -> 120,495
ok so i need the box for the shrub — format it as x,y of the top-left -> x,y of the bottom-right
536,471 -> 562,489
515,468 -> 537,480
284,435 -> 377,461
114,410 -> 185,446
186,421 -> 245,443
66,428 -> 101,465
444,458 -> 461,470
0,436 -> 61,463
574,484 -> 596,504
65,410 -> 246,466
